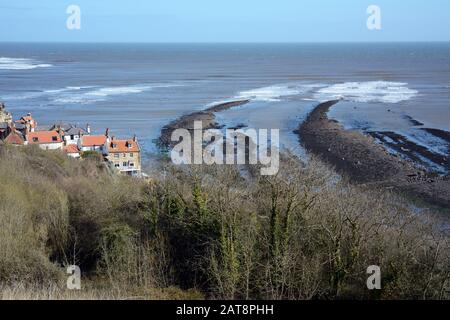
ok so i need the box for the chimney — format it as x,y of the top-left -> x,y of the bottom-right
133,134 -> 137,142
105,128 -> 109,137
86,124 -> 91,134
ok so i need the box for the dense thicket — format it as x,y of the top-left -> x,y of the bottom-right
0,145 -> 448,299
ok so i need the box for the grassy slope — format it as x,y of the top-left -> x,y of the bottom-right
0,145 -> 448,300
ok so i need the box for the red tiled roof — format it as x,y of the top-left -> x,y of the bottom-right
108,139 -> 140,153
4,130 -> 25,145
63,144 -> 80,154
27,131 -> 62,144
81,135 -> 107,147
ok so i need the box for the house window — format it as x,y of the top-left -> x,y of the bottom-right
130,162 -> 134,167
130,153 -> 134,157
32,137 -> 38,142
123,153 -> 126,157
52,136 -> 58,142
123,162 -> 127,167
114,154 -> 119,159
70,135 -> 74,140
115,164 -> 120,168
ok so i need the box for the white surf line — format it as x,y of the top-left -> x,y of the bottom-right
0,57 -> 52,70
314,81 -> 418,104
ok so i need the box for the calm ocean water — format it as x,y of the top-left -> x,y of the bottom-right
1,43 -> 449,166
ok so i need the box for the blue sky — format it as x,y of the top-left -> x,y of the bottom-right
0,0 -> 449,42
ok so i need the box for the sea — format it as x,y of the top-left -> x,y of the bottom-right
1,43 -> 449,171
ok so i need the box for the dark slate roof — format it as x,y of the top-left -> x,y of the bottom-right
65,126 -> 87,135
51,122 -> 72,131
35,125 -> 53,132
14,123 -> 26,130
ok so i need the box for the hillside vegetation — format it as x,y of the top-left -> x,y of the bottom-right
0,145 -> 448,299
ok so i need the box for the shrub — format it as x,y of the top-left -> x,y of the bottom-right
0,145 -> 448,299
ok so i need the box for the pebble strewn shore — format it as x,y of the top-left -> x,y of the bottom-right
299,100 -> 450,210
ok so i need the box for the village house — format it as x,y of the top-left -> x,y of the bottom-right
0,102 -> 142,177
63,144 -> 81,158
0,103 -> 13,140
51,123 -> 89,146
3,125 -> 25,146
64,126 -> 89,145
105,136 -> 141,176
26,131 -> 64,150
16,112 -> 37,133
0,102 -> 13,124
79,133 -> 108,153
0,122 -> 9,140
